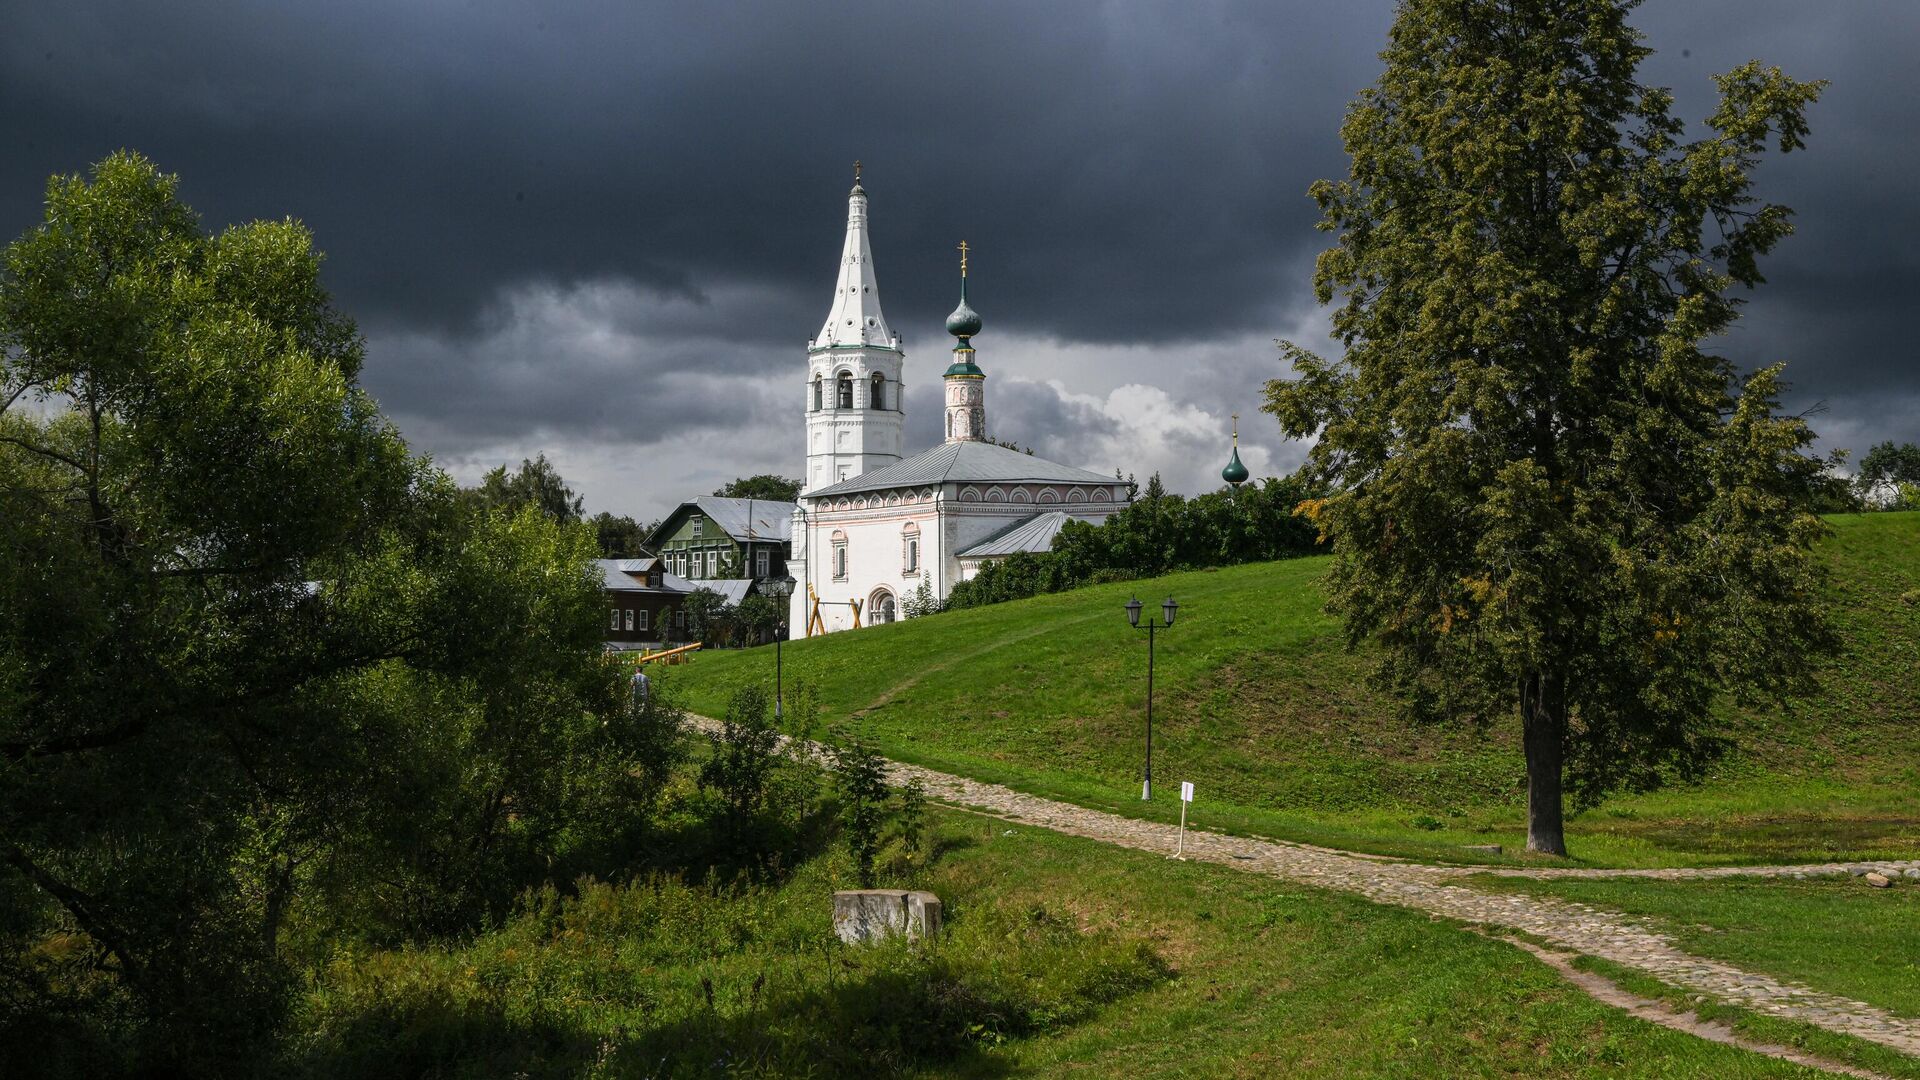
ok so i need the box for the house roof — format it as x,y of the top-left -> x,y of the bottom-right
685,578 -> 757,606
804,440 -> 1120,499
956,510 -> 1107,559
597,559 -> 690,595
648,497 -> 797,547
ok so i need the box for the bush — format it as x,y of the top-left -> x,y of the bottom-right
828,736 -> 891,887
946,473 -> 1325,610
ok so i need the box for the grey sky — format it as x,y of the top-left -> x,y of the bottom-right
4,1 -> 1914,519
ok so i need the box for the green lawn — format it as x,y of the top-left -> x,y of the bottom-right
291,809 -> 1871,1078
1469,874 -> 1920,1020
661,512 -> 1920,867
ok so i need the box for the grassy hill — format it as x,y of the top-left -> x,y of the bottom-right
662,512 -> 1920,867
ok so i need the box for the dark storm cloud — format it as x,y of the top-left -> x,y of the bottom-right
3,0 -> 1916,514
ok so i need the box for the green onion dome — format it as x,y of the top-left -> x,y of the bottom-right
946,295 -> 981,339
1222,444 -> 1249,486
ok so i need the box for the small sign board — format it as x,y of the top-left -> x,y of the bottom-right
1180,781 -> 1194,803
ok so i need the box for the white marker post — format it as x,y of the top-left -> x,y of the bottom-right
1172,781 -> 1194,860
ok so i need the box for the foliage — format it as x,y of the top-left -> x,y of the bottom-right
828,735 -> 892,887
1264,0 -> 1832,853
697,686 -> 788,855
466,453 -> 583,525
0,153 -> 644,1069
734,590 -> 783,642
946,472 -> 1323,609
713,473 -> 801,503
681,587 -> 736,645
896,777 -> 929,857
589,510 -> 649,557
1857,440 -> 1920,505
900,571 -> 946,618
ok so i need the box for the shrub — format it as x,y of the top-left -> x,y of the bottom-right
828,735 -> 891,887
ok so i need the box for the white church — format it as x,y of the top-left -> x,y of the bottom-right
788,172 -> 1132,635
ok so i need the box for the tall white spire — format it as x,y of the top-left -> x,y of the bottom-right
802,163 -> 905,495
812,163 -> 898,350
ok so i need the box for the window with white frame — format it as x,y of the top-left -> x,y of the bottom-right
707,550 -> 719,577
623,609 -> 634,631
609,608 -> 620,630
636,609 -> 649,631
692,518 -> 703,538
902,523 -> 920,575
756,548 -> 770,577
831,530 -> 848,581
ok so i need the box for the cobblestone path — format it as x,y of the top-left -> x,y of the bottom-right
689,718 -> 1920,1059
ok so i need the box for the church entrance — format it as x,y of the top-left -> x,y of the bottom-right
869,589 -> 897,624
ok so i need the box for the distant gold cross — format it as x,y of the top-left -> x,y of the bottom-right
957,240 -> 970,276
853,159 -> 862,183
1232,413 -> 1240,442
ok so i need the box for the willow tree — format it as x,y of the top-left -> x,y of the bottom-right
1265,0 -> 1832,855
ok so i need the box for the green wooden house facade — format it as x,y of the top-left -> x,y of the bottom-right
648,497 -> 794,584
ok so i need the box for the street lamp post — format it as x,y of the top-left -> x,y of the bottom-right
1125,594 -> 1178,799
766,574 -> 797,722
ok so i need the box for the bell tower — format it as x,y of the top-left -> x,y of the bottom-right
804,162 -> 904,493
943,240 -> 986,443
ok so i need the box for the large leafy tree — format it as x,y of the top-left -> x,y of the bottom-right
469,452 -> 585,524
1265,1 -> 1832,855
0,153 -> 635,1066
1856,440 -> 1920,505
714,473 -> 801,502
591,510 -> 652,557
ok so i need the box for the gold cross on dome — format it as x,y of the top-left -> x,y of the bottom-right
957,240 -> 970,276
853,159 -> 862,183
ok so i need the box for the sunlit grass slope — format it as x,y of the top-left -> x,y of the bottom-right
663,512 -> 1920,867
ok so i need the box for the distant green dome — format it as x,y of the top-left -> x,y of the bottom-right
1222,445 -> 1249,486
946,297 -> 981,338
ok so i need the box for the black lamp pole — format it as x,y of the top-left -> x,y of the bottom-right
768,574 -> 796,723
1125,595 -> 1178,799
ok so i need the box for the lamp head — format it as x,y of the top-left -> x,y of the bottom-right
1125,596 -> 1143,628
1162,596 -> 1178,627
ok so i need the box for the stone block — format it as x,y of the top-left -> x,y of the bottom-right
907,890 -> 942,939
833,889 -> 942,944
1864,872 -> 1892,888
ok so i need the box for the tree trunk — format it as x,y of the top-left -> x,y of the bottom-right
1521,670 -> 1568,856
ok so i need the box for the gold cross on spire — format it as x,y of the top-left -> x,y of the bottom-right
1231,413 -> 1240,445
957,240 -> 970,277
853,159 -> 862,183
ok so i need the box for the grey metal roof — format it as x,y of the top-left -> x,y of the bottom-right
956,511 -> 1107,558
685,578 -> 756,606
598,559 -> 690,595
694,497 -> 797,542
805,441 -> 1121,499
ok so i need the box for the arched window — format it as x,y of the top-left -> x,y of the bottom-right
812,376 -> 822,411
870,372 -> 886,410
837,373 -> 854,409
901,522 -> 920,574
